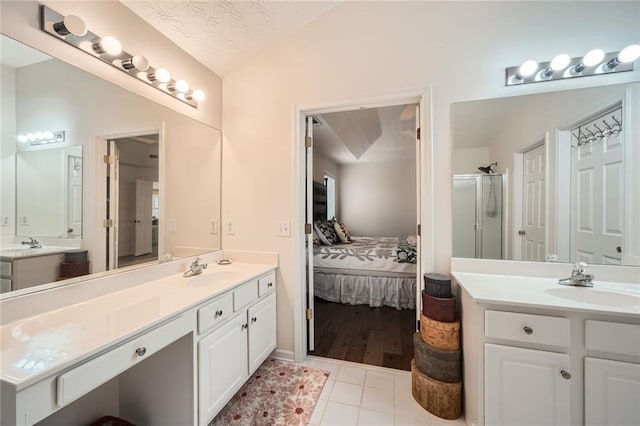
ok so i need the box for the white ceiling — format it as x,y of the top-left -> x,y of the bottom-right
0,35 -> 51,68
314,104 -> 418,165
120,0 -> 341,76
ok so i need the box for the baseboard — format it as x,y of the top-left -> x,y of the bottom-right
271,348 -> 294,362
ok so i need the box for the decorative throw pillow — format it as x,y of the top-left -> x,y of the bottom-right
333,221 -> 352,243
313,220 -> 339,245
312,229 -> 320,245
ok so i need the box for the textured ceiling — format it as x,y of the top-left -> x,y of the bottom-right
120,0 -> 341,76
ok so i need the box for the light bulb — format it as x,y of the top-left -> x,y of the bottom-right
174,79 -> 189,93
53,15 -> 87,37
583,49 -> 604,67
517,60 -> 538,78
17,135 -> 28,143
550,54 -> 571,71
92,36 -> 122,56
191,89 -> 206,102
149,68 -> 171,83
121,55 -> 149,72
618,44 -> 640,63
43,131 -> 54,140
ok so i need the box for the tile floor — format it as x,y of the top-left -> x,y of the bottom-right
300,356 -> 466,426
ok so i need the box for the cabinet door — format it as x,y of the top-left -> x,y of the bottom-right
485,344 -> 571,425
585,357 -> 640,426
248,292 -> 277,374
198,314 -> 248,425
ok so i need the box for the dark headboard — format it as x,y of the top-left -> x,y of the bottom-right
313,181 -> 327,222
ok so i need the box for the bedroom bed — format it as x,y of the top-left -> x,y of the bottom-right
313,236 -> 417,310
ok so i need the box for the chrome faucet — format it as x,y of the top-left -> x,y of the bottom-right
183,256 -> 208,277
558,261 -> 594,287
21,237 -> 42,249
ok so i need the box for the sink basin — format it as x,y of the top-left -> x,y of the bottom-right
185,269 -> 245,287
0,248 -> 37,256
545,286 -> 640,308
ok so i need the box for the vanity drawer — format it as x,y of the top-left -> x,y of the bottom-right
0,260 -> 11,276
198,293 -> 234,334
57,314 -> 190,407
485,310 -> 570,347
258,271 -> 276,296
233,280 -> 258,311
586,320 -> 640,357
1,278 -> 11,293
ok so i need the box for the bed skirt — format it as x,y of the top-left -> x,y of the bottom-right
314,272 -> 416,310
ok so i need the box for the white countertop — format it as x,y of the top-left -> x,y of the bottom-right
0,262 -> 275,389
453,272 -> 640,318
0,245 -> 76,260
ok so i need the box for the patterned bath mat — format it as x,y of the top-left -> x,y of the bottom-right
211,358 -> 330,426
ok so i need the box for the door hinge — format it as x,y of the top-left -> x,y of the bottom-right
305,223 -> 312,235
417,224 -> 421,237
305,136 -> 313,148
103,219 -> 114,228
306,308 -> 313,320
103,155 -> 114,164
416,128 -> 421,140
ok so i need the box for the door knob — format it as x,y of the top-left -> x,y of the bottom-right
518,230 -> 526,235
560,370 -> 571,380
616,246 -> 622,253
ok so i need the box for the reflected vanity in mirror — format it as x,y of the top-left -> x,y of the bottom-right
0,34 -> 222,296
452,82 -> 640,266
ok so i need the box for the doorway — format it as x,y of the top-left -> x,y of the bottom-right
106,133 -> 160,269
299,95 -> 426,371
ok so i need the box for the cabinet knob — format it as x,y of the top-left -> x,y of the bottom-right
241,323 -> 248,330
215,310 -> 223,318
251,317 -> 257,323
523,326 -> 533,335
135,347 -> 147,357
560,370 -> 571,380
267,282 -> 273,288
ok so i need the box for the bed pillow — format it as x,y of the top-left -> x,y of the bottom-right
396,235 -> 417,263
314,220 -> 339,245
333,221 -> 352,243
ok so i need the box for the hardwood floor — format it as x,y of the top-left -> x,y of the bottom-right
310,297 -> 416,371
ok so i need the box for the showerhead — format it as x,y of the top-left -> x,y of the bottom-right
478,161 -> 498,174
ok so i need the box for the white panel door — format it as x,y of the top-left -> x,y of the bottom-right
485,344 -> 571,426
305,116 -> 315,351
134,179 -> 153,256
66,155 -> 82,238
522,144 -> 545,261
248,292 -> 277,374
585,357 -> 640,426
571,126 -> 624,264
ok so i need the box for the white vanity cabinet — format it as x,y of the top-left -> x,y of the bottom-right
0,253 -> 65,292
197,271 -> 277,426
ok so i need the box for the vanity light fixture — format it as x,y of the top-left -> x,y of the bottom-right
17,130 -> 65,145
506,44 -> 639,86
39,5 -> 206,108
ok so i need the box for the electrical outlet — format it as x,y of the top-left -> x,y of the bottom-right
1,215 -> 9,226
20,216 -> 28,226
225,220 -> 235,235
276,220 -> 291,237
210,219 -> 218,235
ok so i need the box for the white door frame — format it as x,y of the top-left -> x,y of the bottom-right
292,88 -> 433,363
93,124 -> 164,274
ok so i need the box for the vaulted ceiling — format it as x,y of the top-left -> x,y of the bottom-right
120,0 -> 341,76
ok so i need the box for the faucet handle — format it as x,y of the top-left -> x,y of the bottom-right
573,261 -> 588,274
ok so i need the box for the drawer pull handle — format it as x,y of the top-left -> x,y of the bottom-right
251,317 -> 257,323
241,323 -> 248,330
135,347 -> 147,357
267,282 -> 273,288
560,370 -> 571,380
523,326 -> 533,335
215,310 -> 223,318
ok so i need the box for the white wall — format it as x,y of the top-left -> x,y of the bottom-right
313,150 -> 339,183
453,147 -> 490,175
221,1 -> 640,356
0,65 -> 16,239
338,161 -> 416,236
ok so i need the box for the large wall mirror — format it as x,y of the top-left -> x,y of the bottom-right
0,34 -> 222,297
452,82 -> 640,267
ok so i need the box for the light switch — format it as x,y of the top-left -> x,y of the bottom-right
276,220 -> 291,237
225,220 -> 235,235
1,215 -> 9,226
20,216 -> 28,226
210,219 -> 218,235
